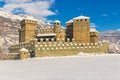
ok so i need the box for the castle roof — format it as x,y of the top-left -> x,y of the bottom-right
66,15 -> 90,23
90,27 -> 99,33
54,20 -> 61,23
19,48 -> 28,52
73,15 -> 90,20
25,15 -> 38,21
66,20 -> 73,23
46,22 -> 51,25
37,33 -> 56,37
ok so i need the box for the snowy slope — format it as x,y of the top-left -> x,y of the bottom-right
0,55 -> 120,80
0,9 -> 46,52
0,9 -> 35,20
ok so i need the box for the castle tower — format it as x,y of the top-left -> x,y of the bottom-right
73,16 -> 90,43
54,20 -> 61,40
54,20 -> 60,32
19,19 -> 38,42
66,20 -> 73,41
90,27 -> 99,43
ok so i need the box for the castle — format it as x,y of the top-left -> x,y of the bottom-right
9,15 -> 108,59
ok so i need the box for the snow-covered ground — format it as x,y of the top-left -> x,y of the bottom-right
0,54 -> 120,80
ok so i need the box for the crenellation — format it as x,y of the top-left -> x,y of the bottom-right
85,46 -> 88,48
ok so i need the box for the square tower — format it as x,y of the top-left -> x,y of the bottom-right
73,16 -> 90,43
66,20 -> 73,41
18,19 -> 38,42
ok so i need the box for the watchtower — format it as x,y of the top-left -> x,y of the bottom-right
54,20 -> 61,40
73,16 -> 90,43
18,19 -> 38,42
66,20 -> 73,41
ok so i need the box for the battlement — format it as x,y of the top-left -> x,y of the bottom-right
9,38 -> 108,53
20,19 -> 38,26
36,28 -> 54,34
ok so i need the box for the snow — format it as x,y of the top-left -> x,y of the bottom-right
37,33 -> 56,37
0,54 -> 120,80
73,15 -> 90,19
25,15 -> 38,21
46,22 -> 51,25
66,15 -> 90,23
66,20 -> 73,23
90,27 -> 99,32
54,20 -> 61,23
0,9 -> 37,21
19,48 -> 28,52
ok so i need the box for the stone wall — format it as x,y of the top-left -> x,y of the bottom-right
0,53 -> 20,60
35,39 -> 108,57
9,38 -> 108,58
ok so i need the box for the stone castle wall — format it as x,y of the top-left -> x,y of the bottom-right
9,38 -> 108,58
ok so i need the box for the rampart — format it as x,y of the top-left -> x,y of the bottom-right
9,38 -> 108,57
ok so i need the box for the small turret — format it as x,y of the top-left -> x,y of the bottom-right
54,20 -> 61,33
90,27 -> 99,43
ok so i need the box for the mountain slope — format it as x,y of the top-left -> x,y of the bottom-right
0,9 -> 45,53
99,30 -> 120,53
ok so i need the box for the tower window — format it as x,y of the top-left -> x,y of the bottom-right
56,23 -> 59,25
85,19 -> 87,21
80,19 -> 82,21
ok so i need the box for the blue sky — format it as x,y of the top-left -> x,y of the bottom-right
0,0 -> 120,31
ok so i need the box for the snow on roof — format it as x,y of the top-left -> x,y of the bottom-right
73,15 -> 90,20
25,15 -> 37,21
19,48 -> 28,52
25,18 -> 37,21
37,33 -> 56,37
46,22 -> 51,25
61,26 -> 66,29
66,15 -> 90,23
66,20 -> 73,23
54,20 -> 61,23
90,27 -> 99,33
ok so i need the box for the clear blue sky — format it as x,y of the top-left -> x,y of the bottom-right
0,0 -> 120,31
49,0 -> 120,31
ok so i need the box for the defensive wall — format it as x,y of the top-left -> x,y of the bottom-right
9,38 -> 108,58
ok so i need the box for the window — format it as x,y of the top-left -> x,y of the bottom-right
56,23 -> 59,25
38,39 -> 40,42
85,19 -> 87,21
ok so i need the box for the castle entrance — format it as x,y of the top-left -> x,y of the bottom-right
30,50 -> 35,58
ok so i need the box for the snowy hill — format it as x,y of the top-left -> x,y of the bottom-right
99,30 -> 120,53
0,9 -> 36,20
0,9 -> 46,52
